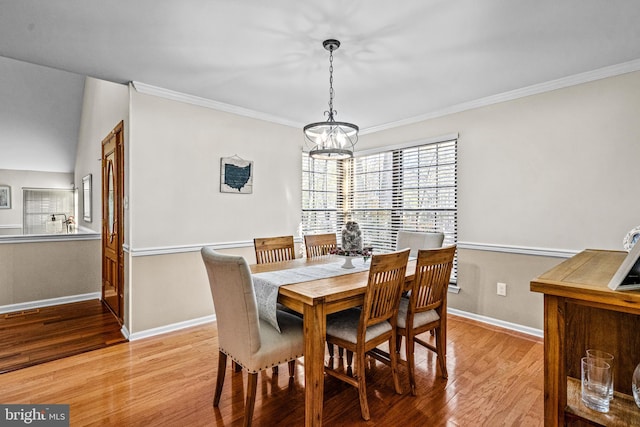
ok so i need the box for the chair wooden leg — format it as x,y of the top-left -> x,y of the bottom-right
288,360 -> 296,377
389,334 -> 403,395
243,372 -> 258,427
233,361 -> 242,373
272,366 -> 278,375
405,333 -> 417,396
356,350 -> 370,421
214,351 -> 227,407
435,326 -> 448,378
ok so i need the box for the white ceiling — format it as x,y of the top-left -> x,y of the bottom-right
1,0 -> 640,172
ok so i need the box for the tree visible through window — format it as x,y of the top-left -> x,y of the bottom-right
302,136 -> 457,280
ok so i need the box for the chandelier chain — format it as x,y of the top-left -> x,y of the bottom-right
327,47 -> 335,121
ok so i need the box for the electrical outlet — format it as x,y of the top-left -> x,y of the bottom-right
497,282 -> 507,296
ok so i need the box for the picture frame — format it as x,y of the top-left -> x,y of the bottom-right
608,240 -> 640,291
623,225 -> 640,251
0,185 -> 10,209
220,155 -> 253,194
82,174 -> 92,222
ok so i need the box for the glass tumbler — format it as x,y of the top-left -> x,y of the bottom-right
586,349 -> 614,400
633,362 -> 640,409
581,357 -> 612,413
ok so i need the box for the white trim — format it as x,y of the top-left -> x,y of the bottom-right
132,81 -> 302,128
448,284 -> 461,294
0,224 -> 21,229
120,324 -> 130,340
353,133 -> 458,157
130,240 -> 253,256
0,232 -> 100,244
126,239 -> 577,259
0,292 -> 101,314
457,241 -> 578,258
448,308 -> 543,338
133,60 -> 640,135
362,59 -> 640,134
129,237 -> 303,257
128,314 -> 216,341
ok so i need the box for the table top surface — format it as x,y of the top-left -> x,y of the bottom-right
530,249 -> 640,310
250,255 -> 416,306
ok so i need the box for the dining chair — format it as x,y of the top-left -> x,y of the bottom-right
254,235 -> 296,264
304,233 -> 337,258
201,247 -> 304,427
396,230 -> 444,257
303,233 -> 343,358
325,248 -> 410,421
396,245 -> 456,395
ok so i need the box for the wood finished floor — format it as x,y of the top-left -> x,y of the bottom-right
0,314 -> 543,426
0,299 -> 127,374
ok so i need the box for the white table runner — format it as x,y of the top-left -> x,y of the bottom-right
252,258 -> 370,332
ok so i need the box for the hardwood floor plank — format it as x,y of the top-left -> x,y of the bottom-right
0,299 -> 126,373
0,314 -> 543,426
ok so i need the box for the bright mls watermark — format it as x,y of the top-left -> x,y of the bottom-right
0,405 -> 69,426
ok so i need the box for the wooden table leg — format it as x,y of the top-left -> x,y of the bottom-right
303,300 -> 326,427
544,295 -> 564,427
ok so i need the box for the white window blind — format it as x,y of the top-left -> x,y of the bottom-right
23,188 -> 75,234
301,155 -> 342,237
302,137 -> 457,280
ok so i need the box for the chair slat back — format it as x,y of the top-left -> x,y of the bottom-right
254,236 -> 295,264
304,233 -> 337,258
411,245 -> 456,313
361,249 -> 410,329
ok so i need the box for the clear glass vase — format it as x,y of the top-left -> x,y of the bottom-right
633,363 -> 640,408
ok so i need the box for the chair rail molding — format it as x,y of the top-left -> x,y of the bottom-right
457,242 -> 579,259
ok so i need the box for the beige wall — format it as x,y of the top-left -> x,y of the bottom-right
0,239 -> 100,306
12,70 -> 639,335
74,76 -> 130,327
359,71 -> 640,329
126,90 -> 302,333
74,77 -> 130,234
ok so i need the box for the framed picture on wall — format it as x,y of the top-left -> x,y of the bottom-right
220,155 -> 253,194
82,174 -> 92,222
0,185 -> 10,209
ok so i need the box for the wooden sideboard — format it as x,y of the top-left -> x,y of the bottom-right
530,249 -> 640,426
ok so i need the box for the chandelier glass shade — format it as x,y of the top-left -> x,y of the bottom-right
304,39 -> 359,160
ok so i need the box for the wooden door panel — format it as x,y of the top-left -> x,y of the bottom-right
102,122 -> 124,323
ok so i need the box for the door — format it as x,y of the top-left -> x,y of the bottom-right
102,121 -> 124,323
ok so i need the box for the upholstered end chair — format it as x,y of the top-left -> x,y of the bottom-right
396,231 -> 445,257
201,247 -> 304,427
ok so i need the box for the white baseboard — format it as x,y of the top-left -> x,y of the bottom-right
128,314 -> 217,341
448,308 -> 543,338
0,292 -> 101,314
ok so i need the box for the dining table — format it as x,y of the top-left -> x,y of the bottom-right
250,254 -> 420,427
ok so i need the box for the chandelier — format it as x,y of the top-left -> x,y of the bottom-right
304,39 -> 359,160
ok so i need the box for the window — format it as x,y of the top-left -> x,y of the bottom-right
23,188 -> 76,234
302,135 -> 458,280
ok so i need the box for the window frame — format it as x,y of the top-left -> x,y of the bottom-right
302,133 -> 458,282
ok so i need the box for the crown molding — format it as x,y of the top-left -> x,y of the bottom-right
132,81 -> 302,128
361,59 -> 640,135
134,59 -> 640,136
